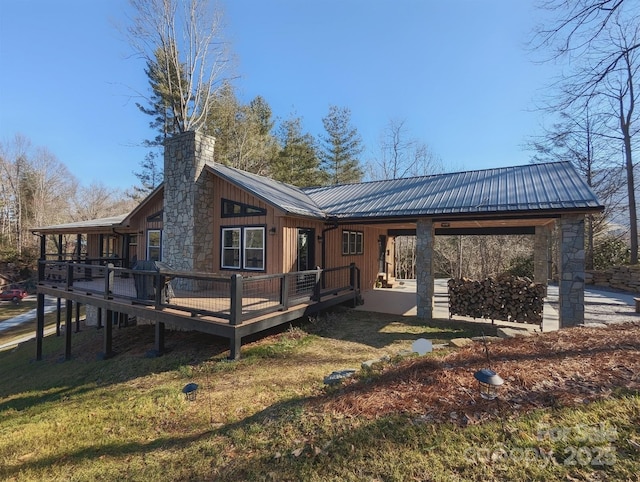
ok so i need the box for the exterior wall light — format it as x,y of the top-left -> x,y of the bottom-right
269,227 -> 277,235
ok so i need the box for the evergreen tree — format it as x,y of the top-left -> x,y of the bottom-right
319,105 -> 364,185
205,83 -> 278,174
271,116 -> 324,187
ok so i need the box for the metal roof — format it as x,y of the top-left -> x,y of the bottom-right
303,161 -> 603,219
32,214 -> 129,234
206,163 -> 326,218
32,161 -> 604,234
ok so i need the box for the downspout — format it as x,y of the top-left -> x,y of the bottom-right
319,219 -> 339,270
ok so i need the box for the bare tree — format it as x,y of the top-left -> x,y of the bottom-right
367,119 -> 442,181
127,0 -> 232,133
0,135 -> 78,256
73,183 -> 136,222
533,1 -> 640,263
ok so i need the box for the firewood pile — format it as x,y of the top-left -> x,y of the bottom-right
447,276 -> 545,324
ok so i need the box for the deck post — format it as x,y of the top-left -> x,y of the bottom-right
154,273 -> 164,310
66,262 -> 74,290
65,299 -> 72,360
100,309 -> 114,359
154,321 -> 165,355
230,274 -> 243,325
314,269 -> 322,302
75,302 -> 81,333
281,274 -> 289,309
56,298 -> 61,336
36,293 -> 45,361
229,334 -> 241,360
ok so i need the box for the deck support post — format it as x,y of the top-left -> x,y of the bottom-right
229,334 -> 241,361
154,321 -> 165,355
99,309 -> 114,360
56,298 -> 62,336
36,293 -> 45,361
65,299 -> 72,360
75,302 -> 81,333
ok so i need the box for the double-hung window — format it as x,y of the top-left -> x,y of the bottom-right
147,230 -> 162,261
221,226 -> 265,270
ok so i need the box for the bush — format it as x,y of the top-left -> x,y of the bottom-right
504,255 -> 534,278
593,236 -> 630,270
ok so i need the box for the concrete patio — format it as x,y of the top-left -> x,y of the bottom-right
356,279 -> 639,333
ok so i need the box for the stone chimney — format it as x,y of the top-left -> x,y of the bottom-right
163,131 -> 215,273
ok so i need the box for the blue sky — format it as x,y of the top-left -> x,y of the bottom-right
0,0 -> 560,190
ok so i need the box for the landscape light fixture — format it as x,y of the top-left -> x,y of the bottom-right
182,382 -> 199,401
473,368 -> 504,400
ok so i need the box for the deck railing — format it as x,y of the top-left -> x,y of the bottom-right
38,260 -> 360,325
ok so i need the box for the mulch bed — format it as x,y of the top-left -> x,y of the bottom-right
311,322 -> 640,424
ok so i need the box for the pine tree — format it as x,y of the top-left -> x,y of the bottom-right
271,116 -> 324,187
319,105 -> 364,185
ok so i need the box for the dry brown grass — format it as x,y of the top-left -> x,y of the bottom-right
310,322 -> 640,426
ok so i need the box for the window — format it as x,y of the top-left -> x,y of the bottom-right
243,228 -> 265,270
221,199 -> 266,218
222,226 -> 265,270
147,230 -> 162,261
102,235 -> 117,257
221,228 -> 241,269
342,230 -> 364,255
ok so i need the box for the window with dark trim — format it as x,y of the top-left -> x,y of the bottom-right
147,230 -> 162,261
221,226 -> 265,270
221,199 -> 266,218
342,230 -> 364,255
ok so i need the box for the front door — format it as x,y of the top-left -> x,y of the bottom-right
297,229 -> 316,293
297,228 -> 315,271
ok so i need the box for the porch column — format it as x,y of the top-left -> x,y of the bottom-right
534,225 -> 550,285
558,214 -> 585,327
416,218 -> 434,319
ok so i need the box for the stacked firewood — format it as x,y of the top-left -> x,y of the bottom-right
447,275 -> 545,325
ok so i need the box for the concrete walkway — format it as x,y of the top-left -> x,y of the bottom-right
356,279 -> 639,332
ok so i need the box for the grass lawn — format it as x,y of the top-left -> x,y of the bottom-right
0,308 -> 638,481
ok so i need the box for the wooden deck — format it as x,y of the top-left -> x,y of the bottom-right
35,262 -> 361,360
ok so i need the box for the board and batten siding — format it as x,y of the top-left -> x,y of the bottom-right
127,188 -> 164,262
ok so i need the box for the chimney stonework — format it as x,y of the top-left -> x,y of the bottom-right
163,131 -> 215,273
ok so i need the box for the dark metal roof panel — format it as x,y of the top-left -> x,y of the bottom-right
206,163 -> 326,218
32,214 -> 129,233
304,162 -> 603,218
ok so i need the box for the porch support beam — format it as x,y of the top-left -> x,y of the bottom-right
534,225 -> 550,286
416,218 -> 434,319
558,214 -> 585,327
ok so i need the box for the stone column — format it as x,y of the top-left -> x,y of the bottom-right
558,214 -> 585,327
416,218 -> 434,319
534,225 -> 550,286
163,131 -> 215,273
